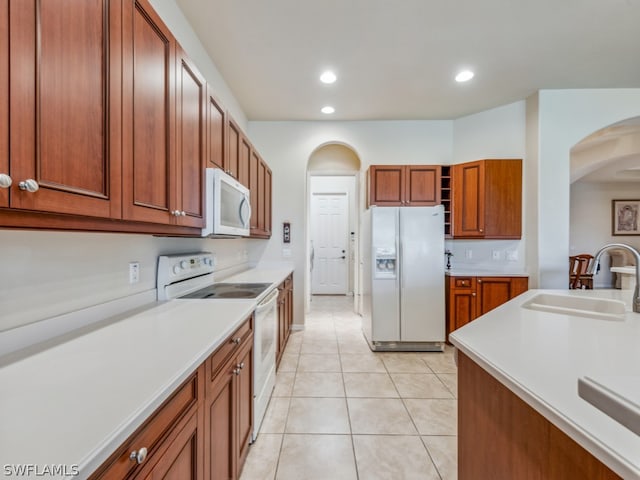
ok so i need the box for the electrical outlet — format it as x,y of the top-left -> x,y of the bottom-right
506,250 -> 518,261
129,262 -> 140,284
492,250 -> 501,260
465,249 -> 473,259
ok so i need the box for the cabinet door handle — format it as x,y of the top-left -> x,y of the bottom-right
472,292 -> 476,297
0,173 -> 12,188
233,368 -> 241,375
477,279 -> 482,283
18,179 -> 39,192
129,447 -> 148,465
232,337 -> 241,345
236,362 -> 245,370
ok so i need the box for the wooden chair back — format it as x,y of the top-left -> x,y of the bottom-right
569,254 -> 594,289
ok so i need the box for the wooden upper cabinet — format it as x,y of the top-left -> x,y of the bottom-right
175,45 -> 206,228
264,165 -> 272,236
226,116 -> 241,180
452,159 -> 522,239
0,0 -> 8,208
206,90 -> 225,170
7,0 -> 122,217
249,150 -> 260,232
122,0 -> 175,224
368,165 -> 441,207
238,137 -> 250,188
368,165 -> 404,206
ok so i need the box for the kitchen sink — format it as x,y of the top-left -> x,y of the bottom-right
521,293 -> 626,321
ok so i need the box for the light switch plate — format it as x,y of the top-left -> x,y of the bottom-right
129,262 -> 140,284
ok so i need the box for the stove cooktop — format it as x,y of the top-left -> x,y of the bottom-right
179,282 -> 272,299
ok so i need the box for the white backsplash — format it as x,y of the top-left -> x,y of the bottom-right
444,239 -> 526,272
0,230 -> 258,333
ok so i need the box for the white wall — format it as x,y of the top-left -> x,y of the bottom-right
247,120 -> 453,324
0,231 -> 253,332
535,89 -> 640,288
570,182 -> 640,287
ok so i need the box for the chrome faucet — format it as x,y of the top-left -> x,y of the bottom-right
589,243 -> 640,313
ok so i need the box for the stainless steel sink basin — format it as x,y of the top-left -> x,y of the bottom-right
521,293 -> 626,321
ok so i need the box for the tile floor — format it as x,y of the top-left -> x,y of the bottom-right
240,295 -> 458,480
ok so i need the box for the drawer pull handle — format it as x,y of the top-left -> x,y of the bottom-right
236,362 -> 245,370
130,447 -> 148,465
232,337 -> 241,345
233,367 -> 241,375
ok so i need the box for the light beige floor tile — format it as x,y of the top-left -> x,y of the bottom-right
340,353 -> 386,373
337,338 -> 372,354
277,353 -> 299,373
300,339 -> 339,354
259,397 -> 291,434
391,373 -> 454,398
423,436 -> 458,480
405,399 -> 457,435
297,353 -> 341,372
380,352 -> 433,373
343,373 -> 399,398
283,336 -> 302,355
276,434 -> 357,480
348,398 -> 417,434
422,352 -> 458,373
437,373 -> 458,397
272,372 -> 295,397
292,372 -> 345,397
285,397 -> 350,434
240,434 -> 282,480
352,435 -> 440,480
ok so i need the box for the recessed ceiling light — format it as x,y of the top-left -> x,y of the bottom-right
455,70 -> 474,82
321,106 -> 335,114
320,71 -> 337,84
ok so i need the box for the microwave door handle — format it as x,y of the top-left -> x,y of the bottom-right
239,196 -> 251,228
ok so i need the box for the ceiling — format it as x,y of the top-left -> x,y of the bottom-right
175,0 -> 640,121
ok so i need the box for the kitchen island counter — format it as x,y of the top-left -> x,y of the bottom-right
0,265 -> 293,480
449,288 -> 640,479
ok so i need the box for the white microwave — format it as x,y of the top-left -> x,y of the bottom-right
202,168 -> 251,237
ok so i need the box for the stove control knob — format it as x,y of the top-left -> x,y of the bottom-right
180,260 -> 189,269
173,265 -> 181,275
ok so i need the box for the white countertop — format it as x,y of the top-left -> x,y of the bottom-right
0,265 -> 293,480
449,288 -> 640,479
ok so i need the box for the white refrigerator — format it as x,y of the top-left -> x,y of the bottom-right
361,206 -> 445,351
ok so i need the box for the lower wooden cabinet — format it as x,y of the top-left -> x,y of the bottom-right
91,315 -> 254,480
446,275 -> 528,339
276,273 -> 294,367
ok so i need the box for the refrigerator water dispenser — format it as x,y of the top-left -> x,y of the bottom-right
374,247 -> 397,279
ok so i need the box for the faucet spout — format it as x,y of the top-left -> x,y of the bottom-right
589,243 -> 640,313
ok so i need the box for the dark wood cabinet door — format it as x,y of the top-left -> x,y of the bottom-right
206,90 -> 225,169
452,160 -> 485,237
0,0 -> 8,208
226,117 -> 241,179
122,0 -> 175,224
484,159 -> 522,239
368,165 -> 404,206
140,411 -> 203,480
257,159 -> 266,233
8,0 -> 122,217
238,137 -> 250,188
451,289 -> 477,331
264,165 -> 272,236
249,151 -> 260,232
206,361 -> 236,480
477,276 -> 528,316
235,339 -> 253,474
405,165 -> 441,206
175,46 -> 205,228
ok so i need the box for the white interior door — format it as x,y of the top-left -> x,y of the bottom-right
311,193 -> 349,294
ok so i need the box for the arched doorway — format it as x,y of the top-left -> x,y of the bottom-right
569,116 -> 640,288
305,143 -> 362,313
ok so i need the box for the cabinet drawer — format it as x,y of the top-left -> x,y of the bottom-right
209,316 -> 253,380
454,278 -> 474,288
90,371 -> 199,480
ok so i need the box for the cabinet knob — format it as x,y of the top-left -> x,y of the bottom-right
479,229 -> 483,233
232,337 -> 241,345
236,362 -> 245,370
472,292 -> 476,297
0,173 -> 12,189
18,179 -> 39,193
233,367 -> 241,375
129,447 -> 148,465
477,279 -> 482,283
181,211 -> 186,216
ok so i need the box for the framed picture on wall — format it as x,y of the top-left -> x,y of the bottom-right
612,199 -> 640,235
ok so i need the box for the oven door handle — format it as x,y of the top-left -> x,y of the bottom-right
256,287 -> 279,311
